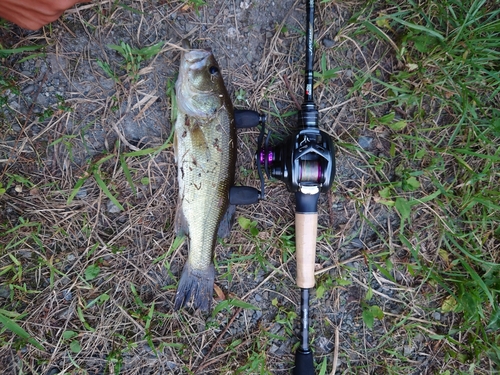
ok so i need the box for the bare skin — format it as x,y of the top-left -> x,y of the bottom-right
0,0 -> 91,30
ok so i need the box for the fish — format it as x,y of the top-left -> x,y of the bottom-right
173,47 -> 236,311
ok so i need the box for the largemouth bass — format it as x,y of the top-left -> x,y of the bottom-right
173,48 -> 236,311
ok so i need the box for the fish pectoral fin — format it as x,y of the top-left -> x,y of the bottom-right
217,204 -> 236,239
189,122 -> 211,159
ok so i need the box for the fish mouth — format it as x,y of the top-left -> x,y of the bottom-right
184,49 -> 212,66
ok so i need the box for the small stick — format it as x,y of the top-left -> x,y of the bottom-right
330,324 -> 339,375
193,307 -> 243,374
283,74 -> 302,110
327,190 -> 335,227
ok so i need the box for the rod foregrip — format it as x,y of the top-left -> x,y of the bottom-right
295,192 -> 319,289
295,212 -> 318,288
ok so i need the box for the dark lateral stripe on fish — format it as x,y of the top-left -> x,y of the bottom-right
174,262 -> 215,311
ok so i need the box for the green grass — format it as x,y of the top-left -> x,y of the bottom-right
1,0 -> 499,373
347,0 -> 500,371
105,41 -> 164,83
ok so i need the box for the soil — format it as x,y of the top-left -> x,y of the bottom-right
0,1 -> 436,374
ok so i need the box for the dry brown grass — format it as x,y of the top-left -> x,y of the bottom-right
2,0 -> 496,374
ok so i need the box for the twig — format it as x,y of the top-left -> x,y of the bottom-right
327,190 -> 335,227
111,115 -> 140,151
318,96 -> 356,113
194,262 -> 290,373
351,274 -> 413,311
383,312 -> 445,327
193,307 -> 243,374
282,74 -> 301,110
314,254 -> 364,276
331,324 -> 339,375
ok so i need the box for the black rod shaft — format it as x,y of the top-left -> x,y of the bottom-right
300,0 -> 319,129
304,0 -> 315,104
299,288 -> 310,351
293,287 -> 315,374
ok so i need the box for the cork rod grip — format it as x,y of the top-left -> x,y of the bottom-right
295,212 -> 318,288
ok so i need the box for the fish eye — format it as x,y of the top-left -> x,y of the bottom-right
209,66 -> 219,75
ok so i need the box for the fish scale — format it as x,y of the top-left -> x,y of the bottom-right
173,48 -> 236,311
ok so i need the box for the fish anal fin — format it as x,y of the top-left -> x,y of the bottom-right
217,204 -> 236,239
174,204 -> 189,236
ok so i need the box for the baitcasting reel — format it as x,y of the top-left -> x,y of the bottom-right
230,105 -> 336,205
257,104 -> 335,197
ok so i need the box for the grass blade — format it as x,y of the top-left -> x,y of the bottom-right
93,170 -> 124,211
0,312 -> 45,351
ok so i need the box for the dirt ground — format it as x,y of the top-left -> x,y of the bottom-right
0,1 -> 447,374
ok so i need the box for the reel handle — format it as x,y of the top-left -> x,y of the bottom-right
234,109 -> 266,129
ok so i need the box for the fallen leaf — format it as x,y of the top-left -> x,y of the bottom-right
213,284 -> 226,301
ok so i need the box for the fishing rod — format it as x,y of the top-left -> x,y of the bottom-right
258,0 -> 336,372
230,0 -> 335,372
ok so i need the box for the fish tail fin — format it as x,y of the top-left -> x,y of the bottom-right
174,262 -> 215,311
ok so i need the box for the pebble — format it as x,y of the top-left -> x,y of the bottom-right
254,293 -> 262,302
358,136 -> 373,149
58,306 -> 74,320
349,238 -> 364,249
432,311 -> 441,321
414,333 -> 425,344
8,101 -> 20,111
45,368 -> 61,375
252,310 -> 263,321
107,200 -> 121,213
166,361 -> 177,370
269,342 -> 288,355
323,38 -> 336,48
316,336 -> 334,353
269,323 -> 282,335
240,1 -> 251,10
19,250 -> 32,259
403,345 -> 413,356
269,343 -> 280,354
62,289 -> 73,301
0,285 -> 10,298
75,187 -> 88,199
22,84 -> 36,94
227,27 -> 238,39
